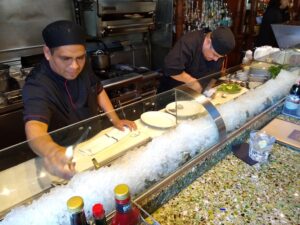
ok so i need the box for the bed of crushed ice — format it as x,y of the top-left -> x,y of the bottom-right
1,69 -> 299,225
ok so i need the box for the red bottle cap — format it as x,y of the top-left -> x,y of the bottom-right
92,203 -> 105,219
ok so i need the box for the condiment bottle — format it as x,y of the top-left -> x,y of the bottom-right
67,196 -> 89,225
284,81 -> 300,115
290,81 -> 300,96
92,203 -> 108,225
292,81 -> 300,116
111,184 -> 141,225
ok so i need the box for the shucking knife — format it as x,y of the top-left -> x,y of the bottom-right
65,126 -> 92,167
203,78 -> 217,98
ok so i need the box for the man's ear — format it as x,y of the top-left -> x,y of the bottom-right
206,34 -> 212,45
203,34 -> 211,47
43,46 -> 51,61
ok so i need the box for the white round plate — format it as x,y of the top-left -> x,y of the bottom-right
165,101 -> 203,117
140,111 -> 176,128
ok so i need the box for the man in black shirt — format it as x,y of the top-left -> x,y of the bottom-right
158,27 -> 235,93
255,0 -> 290,48
22,20 -> 136,179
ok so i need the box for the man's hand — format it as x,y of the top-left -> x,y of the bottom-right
98,90 -> 137,131
25,120 -> 76,180
43,146 -> 76,180
113,119 -> 137,131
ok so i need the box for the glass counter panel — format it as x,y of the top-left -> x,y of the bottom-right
0,85 -> 225,219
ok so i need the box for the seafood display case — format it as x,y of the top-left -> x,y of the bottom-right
0,59 -> 299,224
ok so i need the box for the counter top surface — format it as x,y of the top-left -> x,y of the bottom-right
151,142 -> 299,224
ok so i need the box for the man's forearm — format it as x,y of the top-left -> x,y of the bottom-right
25,121 -> 62,158
171,71 -> 197,84
98,90 -> 120,124
171,71 -> 203,93
25,120 -> 76,179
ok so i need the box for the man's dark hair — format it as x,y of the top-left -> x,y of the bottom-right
267,0 -> 281,10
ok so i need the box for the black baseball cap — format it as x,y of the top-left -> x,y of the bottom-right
211,27 -> 235,55
42,20 -> 86,48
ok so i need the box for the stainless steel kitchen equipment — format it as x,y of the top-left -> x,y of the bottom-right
0,0 -> 73,63
0,65 -> 24,150
80,0 -> 157,37
79,0 -> 173,70
97,64 -> 161,108
91,50 -> 111,71
0,64 -> 10,93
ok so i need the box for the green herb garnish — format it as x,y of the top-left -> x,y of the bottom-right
268,65 -> 288,79
217,83 -> 241,94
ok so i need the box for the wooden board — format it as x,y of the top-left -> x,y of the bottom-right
261,118 -> 300,150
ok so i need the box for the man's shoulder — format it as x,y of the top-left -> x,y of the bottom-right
26,61 -> 49,81
23,62 -> 53,93
181,30 -> 204,42
265,8 -> 281,18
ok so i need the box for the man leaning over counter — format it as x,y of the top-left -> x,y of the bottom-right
158,26 -> 236,93
22,20 -> 136,180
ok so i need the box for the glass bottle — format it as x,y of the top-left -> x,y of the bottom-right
67,196 -> 89,225
111,184 -> 141,225
284,81 -> 300,115
291,81 -> 300,116
290,81 -> 300,96
92,203 -> 108,225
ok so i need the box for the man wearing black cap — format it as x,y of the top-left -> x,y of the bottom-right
22,20 -> 136,179
158,27 -> 236,93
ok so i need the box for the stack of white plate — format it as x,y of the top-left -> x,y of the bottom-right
249,62 -> 271,82
236,70 -> 248,81
248,74 -> 268,82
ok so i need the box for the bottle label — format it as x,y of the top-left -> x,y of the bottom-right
70,211 -> 88,225
115,202 -> 132,213
285,95 -> 299,110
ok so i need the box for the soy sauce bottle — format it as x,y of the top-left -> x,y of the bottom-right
111,184 -> 141,225
67,196 -> 89,225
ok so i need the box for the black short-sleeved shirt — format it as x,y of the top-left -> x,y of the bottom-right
158,30 -> 223,92
22,59 -> 103,132
255,8 -> 290,48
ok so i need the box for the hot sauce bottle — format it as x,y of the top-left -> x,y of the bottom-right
111,184 -> 141,225
67,196 -> 89,225
92,203 -> 108,225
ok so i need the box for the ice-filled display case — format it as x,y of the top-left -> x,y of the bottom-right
0,59 -> 299,224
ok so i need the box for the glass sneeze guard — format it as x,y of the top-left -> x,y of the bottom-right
0,57 -> 299,224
